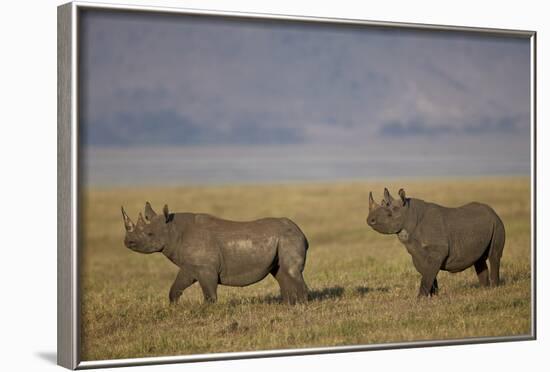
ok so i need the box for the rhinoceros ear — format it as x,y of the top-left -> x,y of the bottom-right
383,188 -> 394,206
163,204 -> 170,223
144,201 -> 157,221
398,188 -> 407,206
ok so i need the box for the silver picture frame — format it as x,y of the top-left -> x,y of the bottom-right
57,1 -> 537,369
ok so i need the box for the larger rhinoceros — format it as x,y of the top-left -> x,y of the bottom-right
366,188 -> 505,297
121,202 -> 309,304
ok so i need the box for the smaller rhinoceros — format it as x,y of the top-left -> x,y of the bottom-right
366,188 -> 505,297
121,202 -> 309,304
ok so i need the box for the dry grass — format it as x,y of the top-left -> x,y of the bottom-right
80,177 -> 532,361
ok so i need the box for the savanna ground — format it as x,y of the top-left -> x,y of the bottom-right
80,177 -> 532,361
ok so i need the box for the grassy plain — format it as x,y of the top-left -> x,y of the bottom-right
80,177 -> 532,361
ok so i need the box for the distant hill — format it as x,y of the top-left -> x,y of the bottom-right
79,10 -> 530,148
81,110 -> 304,146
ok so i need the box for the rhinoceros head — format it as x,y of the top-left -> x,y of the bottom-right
121,202 -> 171,254
366,188 -> 408,234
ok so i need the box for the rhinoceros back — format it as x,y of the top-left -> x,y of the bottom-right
440,202 -> 502,272
192,214 -> 308,287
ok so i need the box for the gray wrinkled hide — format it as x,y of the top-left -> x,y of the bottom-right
367,188 -> 505,297
122,203 -> 309,304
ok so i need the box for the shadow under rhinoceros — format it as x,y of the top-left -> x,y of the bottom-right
461,277 -> 509,289
227,286 -> 346,305
308,286 -> 345,301
354,286 -> 390,296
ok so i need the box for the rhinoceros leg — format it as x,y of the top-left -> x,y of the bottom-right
488,220 -> 505,287
430,278 -> 439,296
474,259 -> 490,287
196,268 -> 219,303
417,255 -> 448,297
418,271 -> 440,297
273,238 -> 308,304
489,256 -> 501,287
272,268 -> 307,305
271,267 -> 291,303
169,269 -> 197,304
286,267 -> 308,304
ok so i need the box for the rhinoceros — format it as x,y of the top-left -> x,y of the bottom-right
366,188 -> 505,297
121,202 -> 309,304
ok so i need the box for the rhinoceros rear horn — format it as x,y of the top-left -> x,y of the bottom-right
144,201 -> 157,221
369,192 -> 380,211
137,212 -> 146,227
121,206 -> 135,232
163,204 -> 170,223
383,187 -> 394,206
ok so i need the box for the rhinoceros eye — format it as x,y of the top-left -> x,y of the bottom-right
147,232 -> 154,237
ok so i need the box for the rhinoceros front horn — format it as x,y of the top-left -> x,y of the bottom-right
121,206 -> 135,232
369,192 -> 380,211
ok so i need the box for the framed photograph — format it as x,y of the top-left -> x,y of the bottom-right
57,1 -> 536,369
